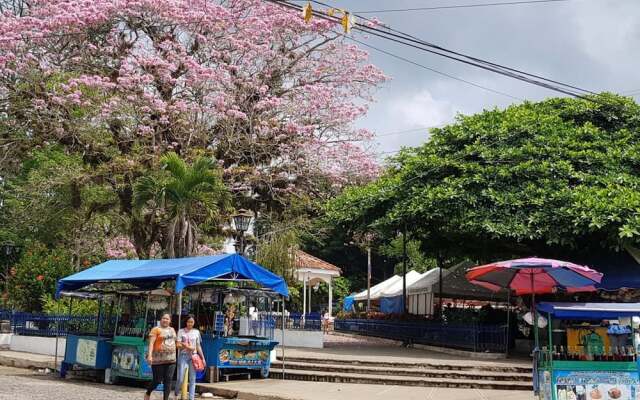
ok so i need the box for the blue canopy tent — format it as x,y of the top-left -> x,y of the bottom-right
343,294 -> 355,312
537,302 -> 640,319
56,253 -> 289,297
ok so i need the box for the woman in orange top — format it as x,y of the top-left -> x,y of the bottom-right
144,313 -> 177,400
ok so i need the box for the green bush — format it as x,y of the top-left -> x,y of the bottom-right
7,242 -> 74,312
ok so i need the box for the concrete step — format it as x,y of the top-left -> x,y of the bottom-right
268,368 -> 533,391
272,360 -> 531,382
277,356 -> 532,374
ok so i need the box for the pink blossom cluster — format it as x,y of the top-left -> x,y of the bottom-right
105,236 -> 138,259
0,0 -> 387,189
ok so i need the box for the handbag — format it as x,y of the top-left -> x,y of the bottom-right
191,352 -> 205,372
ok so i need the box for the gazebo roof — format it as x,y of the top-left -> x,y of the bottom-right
295,250 -> 342,274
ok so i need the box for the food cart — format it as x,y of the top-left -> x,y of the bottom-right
59,291 -> 115,382
56,254 -> 289,384
536,302 -> 640,400
109,289 -> 173,383
189,287 -> 279,382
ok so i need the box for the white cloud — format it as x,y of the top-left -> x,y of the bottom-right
388,89 -> 455,128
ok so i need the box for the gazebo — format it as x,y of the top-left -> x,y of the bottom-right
294,250 -> 341,317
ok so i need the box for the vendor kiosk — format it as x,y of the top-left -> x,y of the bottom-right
189,287 -> 278,382
536,302 -> 640,400
56,254 -> 289,384
59,292 -> 115,382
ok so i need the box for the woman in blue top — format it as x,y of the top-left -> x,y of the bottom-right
175,315 -> 206,400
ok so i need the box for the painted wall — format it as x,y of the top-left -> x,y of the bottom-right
10,335 -> 66,357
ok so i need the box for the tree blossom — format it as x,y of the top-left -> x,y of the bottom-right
0,0 -> 387,252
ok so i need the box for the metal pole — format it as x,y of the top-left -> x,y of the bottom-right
402,223 -> 407,314
281,295 -> 285,380
113,295 -> 121,337
177,291 -> 183,331
505,290 -> 511,356
367,246 -> 371,312
531,273 -> 539,350
54,299 -> 62,372
96,298 -> 104,337
142,293 -> 150,338
438,259 -> 443,320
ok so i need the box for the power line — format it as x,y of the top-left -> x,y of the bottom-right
376,126 -> 434,138
347,35 -> 523,101
353,0 -> 575,14
307,0 -> 595,97
268,0 -> 597,100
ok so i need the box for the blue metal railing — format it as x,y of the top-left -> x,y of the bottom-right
0,310 -> 114,337
334,319 -> 507,353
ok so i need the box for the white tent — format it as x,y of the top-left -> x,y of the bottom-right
353,275 -> 401,301
406,268 -> 448,316
408,268 -> 447,295
378,270 -> 423,298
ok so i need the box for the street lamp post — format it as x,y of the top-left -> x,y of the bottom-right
232,209 -> 253,256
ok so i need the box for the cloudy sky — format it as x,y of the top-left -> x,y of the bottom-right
332,0 -> 640,158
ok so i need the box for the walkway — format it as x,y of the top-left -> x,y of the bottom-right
198,379 -> 534,400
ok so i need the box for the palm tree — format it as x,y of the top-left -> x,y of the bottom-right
133,152 -> 230,258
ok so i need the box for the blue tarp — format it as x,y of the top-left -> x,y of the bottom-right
537,302 -> 640,319
56,254 -> 289,298
343,295 -> 355,312
379,295 -> 403,314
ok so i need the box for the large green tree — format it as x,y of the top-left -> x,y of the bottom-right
326,93 -> 640,263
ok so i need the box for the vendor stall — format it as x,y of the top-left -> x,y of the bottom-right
56,254 -> 289,384
536,302 -> 640,400
59,291 -> 115,382
190,287 -> 279,382
109,289 -> 173,383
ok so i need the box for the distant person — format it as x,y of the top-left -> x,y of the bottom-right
145,313 -> 176,400
249,302 -> 259,336
322,309 -> 330,333
175,315 -> 206,400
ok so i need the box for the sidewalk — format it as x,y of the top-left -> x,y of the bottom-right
197,379 -> 534,400
283,344 -> 531,369
0,350 -> 59,370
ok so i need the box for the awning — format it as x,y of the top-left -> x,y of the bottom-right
537,302 -> 640,319
378,270 -> 422,298
56,254 -> 289,298
353,275 -> 401,301
407,268 -> 445,294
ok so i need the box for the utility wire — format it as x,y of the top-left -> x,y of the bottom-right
346,35 -> 523,101
287,0 -> 596,98
354,0 -> 575,14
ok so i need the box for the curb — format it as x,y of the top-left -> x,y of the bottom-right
197,383 -> 299,400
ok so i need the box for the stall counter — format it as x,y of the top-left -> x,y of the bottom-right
61,335 -> 112,379
110,335 -> 153,382
202,335 -> 278,382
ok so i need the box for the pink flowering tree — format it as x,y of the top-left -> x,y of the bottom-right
0,0 -> 386,255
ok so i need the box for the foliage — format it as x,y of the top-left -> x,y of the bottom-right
41,294 -> 99,316
133,152 -> 230,258
0,146 -> 119,266
326,93 -> 640,262
255,228 -> 299,285
379,235 -> 437,274
6,242 -> 74,312
0,1 -> 386,258
314,276 -> 351,308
